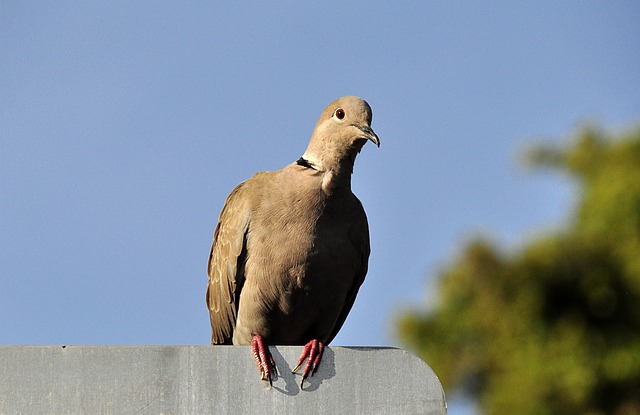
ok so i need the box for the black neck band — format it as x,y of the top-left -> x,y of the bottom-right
296,157 -> 315,170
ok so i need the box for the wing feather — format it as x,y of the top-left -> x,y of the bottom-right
326,197 -> 371,344
206,182 -> 250,345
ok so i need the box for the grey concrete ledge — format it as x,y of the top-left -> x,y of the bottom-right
0,345 -> 446,415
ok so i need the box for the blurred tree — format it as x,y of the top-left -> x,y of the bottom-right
398,125 -> 640,415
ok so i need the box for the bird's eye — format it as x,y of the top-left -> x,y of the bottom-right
334,108 -> 346,120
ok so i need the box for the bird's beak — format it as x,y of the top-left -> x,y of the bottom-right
356,125 -> 380,148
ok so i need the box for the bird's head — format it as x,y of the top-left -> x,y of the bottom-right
303,96 -> 380,172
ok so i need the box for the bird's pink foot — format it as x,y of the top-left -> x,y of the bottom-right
251,335 -> 277,387
292,339 -> 324,389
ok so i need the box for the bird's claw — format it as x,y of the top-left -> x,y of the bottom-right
251,335 -> 277,387
292,339 -> 324,389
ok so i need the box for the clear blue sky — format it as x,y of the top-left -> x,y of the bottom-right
2,2 -> 639,412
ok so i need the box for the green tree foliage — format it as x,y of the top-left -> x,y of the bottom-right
398,125 -> 640,415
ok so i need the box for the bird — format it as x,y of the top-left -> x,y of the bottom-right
206,96 -> 379,388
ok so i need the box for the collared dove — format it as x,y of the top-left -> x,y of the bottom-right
206,96 -> 379,388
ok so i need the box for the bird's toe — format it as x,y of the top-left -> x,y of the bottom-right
292,339 -> 325,389
251,335 -> 277,387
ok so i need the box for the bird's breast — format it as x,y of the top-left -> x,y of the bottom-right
236,190 -> 362,344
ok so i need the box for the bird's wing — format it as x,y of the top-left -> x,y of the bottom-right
206,182 -> 251,345
326,197 -> 371,344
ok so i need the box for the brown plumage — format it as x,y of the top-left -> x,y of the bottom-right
206,96 -> 379,387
